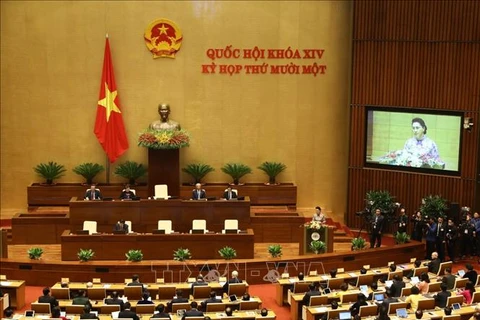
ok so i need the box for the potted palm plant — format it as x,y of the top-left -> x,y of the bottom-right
365,190 -> 398,223
27,247 -> 44,260
420,195 -> 447,220
218,246 -> 237,260
257,161 -> 287,185
182,163 -> 215,185
114,161 -> 147,185
72,163 -> 105,185
221,163 -> 252,185
351,237 -> 367,251
173,248 -> 192,261
394,232 -> 410,244
268,244 -> 283,258
77,249 -> 95,262
33,161 -> 66,185
125,249 -> 143,262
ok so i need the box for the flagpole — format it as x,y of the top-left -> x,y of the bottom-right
106,156 -> 110,184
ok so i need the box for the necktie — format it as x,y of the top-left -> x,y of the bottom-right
198,190 -> 200,199
229,192 -> 231,199
91,191 -> 94,200
437,225 -> 440,236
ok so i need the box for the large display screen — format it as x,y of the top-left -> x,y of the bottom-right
365,108 -> 462,174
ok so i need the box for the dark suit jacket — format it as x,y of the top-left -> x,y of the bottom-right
150,312 -> 171,319
104,297 -> 124,310
434,291 -> 451,308
80,313 -> 99,319
113,223 -> 129,233
443,274 -> 456,290
201,297 -> 222,309
390,280 -> 406,297
372,215 -> 384,234
223,190 -> 237,200
192,189 -> 206,200
223,277 -> 242,293
167,297 -> 189,311
302,290 -> 321,305
118,309 -> 139,320
72,296 -> 90,305
84,189 -> 102,200
464,270 -> 478,284
38,295 -> 58,308
137,299 -> 154,305
182,309 -> 204,319
427,258 -> 441,273
120,191 -> 136,200
381,297 -> 398,309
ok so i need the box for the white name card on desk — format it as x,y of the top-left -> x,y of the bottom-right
321,275 -> 329,280
103,284 -> 111,288
0,281 -> 12,286
313,307 -> 328,313
348,272 -> 357,277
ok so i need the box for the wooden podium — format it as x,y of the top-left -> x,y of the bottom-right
147,149 -> 180,197
299,226 -> 334,255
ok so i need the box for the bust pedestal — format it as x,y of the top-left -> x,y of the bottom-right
147,149 -> 180,197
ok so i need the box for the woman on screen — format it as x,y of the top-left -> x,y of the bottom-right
402,118 -> 444,168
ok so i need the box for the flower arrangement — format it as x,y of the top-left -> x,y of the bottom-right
138,128 -> 190,149
304,221 -> 326,230
378,150 -> 445,169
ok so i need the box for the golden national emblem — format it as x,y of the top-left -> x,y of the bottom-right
144,19 -> 183,58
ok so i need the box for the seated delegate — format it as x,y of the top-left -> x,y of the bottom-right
84,185 -> 102,200
192,183 -> 206,200
119,184 -> 136,200
113,220 -> 129,233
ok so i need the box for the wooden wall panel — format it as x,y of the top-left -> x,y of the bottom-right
348,0 -> 480,229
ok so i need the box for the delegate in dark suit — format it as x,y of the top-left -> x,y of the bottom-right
182,309 -> 203,319
80,313 -> 99,319
119,190 -> 136,200
113,221 -> 129,233
370,209 -> 384,248
167,291 -> 189,312
118,309 -> 139,320
38,288 -> 58,309
223,276 -> 242,293
192,189 -> 206,200
427,257 -> 441,274
105,295 -> 125,311
389,277 -> 406,297
302,284 -> 321,305
434,290 -> 451,308
223,189 -> 237,200
84,188 -> 102,200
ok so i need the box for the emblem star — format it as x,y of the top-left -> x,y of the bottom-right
158,24 -> 168,35
98,83 -> 121,121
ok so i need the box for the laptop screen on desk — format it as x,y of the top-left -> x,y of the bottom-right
458,270 -> 465,277
396,308 -> 408,318
410,276 -> 419,285
339,311 -> 351,320
374,293 -> 384,301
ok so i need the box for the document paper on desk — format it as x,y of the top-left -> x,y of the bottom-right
313,307 -> 328,313
0,281 -> 12,286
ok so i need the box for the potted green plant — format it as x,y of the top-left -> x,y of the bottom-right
218,246 -> 237,260
77,248 -> 95,262
182,163 -> 215,185
33,161 -> 66,185
125,249 -> 143,262
420,195 -> 447,220
268,244 -> 283,258
365,190 -> 398,223
309,240 -> 326,254
221,163 -> 252,185
257,161 -> 287,185
72,163 -> 105,185
394,232 -> 410,244
27,247 -> 44,260
351,237 -> 367,251
114,161 -> 147,185
173,248 -> 192,262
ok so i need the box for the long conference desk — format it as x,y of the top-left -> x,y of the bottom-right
61,229 -> 255,261
69,197 -> 251,233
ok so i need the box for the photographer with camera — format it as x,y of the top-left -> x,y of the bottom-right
459,213 -> 475,259
411,211 -> 424,241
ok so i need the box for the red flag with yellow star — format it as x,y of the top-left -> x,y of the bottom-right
94,37 -> 129,163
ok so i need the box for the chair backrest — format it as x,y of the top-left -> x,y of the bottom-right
446,295 -> 464,307
206,303 -> 227,312
400,287 -> 411,297
388,302 -> 408,314
51,287 -> 70,300
417,298 -> 435,310
65,305 -> 86,314
293,282 -> 311,294
341,292 -> 359,303
228,283 -> 247,296
136,304 -> 155,314
192,219 -> 207,232
157,286 -> 176,300
476,274 -> 480,287
428,282 -> 441,293
124,220 -> 133,233
157,220 -> 173,234
453,278 -> 469,290
239,300 -> 260,310
356,274 -> 373,287
124,286 -> 143,300
87,287 -> 106,300
171,302 -> 191,313
327,277 -> 345,290
192,285 -> 211,299
31,302 -> 51,314
83,221 -> 97,235
327,309 -> 340,319
2,293 -> 9,310
414,266 -> 429,277
388,270 -> 403,280
100,305 -> 120,314
309,295 -> 328,306
359,304 -> 379,317
154,184 -> 169,199
472,291 -> 480,304
438,261 -> 453,276
224,219 -> 239,230
443,316 -> 461,320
